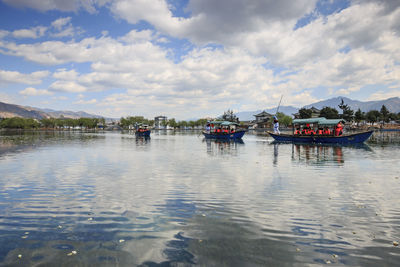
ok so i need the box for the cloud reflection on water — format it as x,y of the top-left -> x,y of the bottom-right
0,131 -> 399,265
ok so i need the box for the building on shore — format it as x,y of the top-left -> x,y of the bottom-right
154,115 -> 168,129
253,111 -> 274,128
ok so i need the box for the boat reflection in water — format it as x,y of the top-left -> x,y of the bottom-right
203,138 -> 244,157
272,141 -> 372,166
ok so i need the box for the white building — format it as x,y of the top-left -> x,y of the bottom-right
154,115 -> 168,129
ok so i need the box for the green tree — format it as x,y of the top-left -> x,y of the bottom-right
276,112 -> 292,127
298,108 -> 312,119
380,105 -> 389,125
221,109 -> 239,122
178,120 -> 188,128
354,108 -> 364,126
388,112 -> 398,121
195,118 -> 208,126
40,118 -> 56,128
168,118 -> 177,128
365,110 -> 380,125
319,107 -> 339,119
0,117 -> 39,129
338,98 -> 354,122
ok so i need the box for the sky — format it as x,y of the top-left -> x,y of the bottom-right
0,0 -> 399,119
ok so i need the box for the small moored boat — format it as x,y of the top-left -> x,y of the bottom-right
135,124 -> 151,137
268,118 -> 373,144
203,121 -> 246,140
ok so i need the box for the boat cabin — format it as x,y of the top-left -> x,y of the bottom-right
293,117 -> 345,136
206,121 -> 240,134
136,123 -> 149,132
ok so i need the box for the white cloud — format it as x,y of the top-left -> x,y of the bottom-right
19,87 -> 53,96
366,90 -> 400,101
51,17 -> 71,30
49,80 -> 87,93
1,1 -> 399,118
2,0 -> 110,13
52,95 -> 68,100
0,69 -> 49,85
12,26 -> 47,39
74,98 -> 97,104
0,92 -> 16,104
50,17 -> 79,38
111,0 -> 317,44
0,30 -> 10,39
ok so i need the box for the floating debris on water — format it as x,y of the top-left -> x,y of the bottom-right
21,235 -> 28,239
352,231 -> 356,235
332,254 -> 338,258
325,260 -> 331,264
18,254 -> 22,259
57,225 -> 63,229
67,251 -> 77,256
393,241 -> 399,246
119,239 -> 125,243
24,232 -> 29,235
88,218 -> 93,221
296,248 -> 301,252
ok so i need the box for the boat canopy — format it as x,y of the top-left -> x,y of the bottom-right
208,121 -> 239,126
318,119 -> 346,126
293,117 -> 345,126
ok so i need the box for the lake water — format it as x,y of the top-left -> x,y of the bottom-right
0,130 -> 399,266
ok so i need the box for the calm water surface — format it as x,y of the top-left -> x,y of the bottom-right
0,130 -> 399,266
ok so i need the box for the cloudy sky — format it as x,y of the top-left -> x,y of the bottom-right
0,0 -> 399,119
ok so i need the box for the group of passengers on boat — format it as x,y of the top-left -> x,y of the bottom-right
206,123 -> 236,134
136,124 -> 149,132
294,122 -> 344,136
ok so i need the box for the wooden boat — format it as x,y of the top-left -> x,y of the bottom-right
268,118 -> 373,144
135,124 -> 151,137
203,121 -> 246,140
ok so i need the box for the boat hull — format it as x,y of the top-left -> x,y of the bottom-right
136,130 -> 151,137
268,131 -> 373,144
203,130 -> 245,140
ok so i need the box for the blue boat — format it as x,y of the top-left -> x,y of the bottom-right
203,121 -> 246,140
269,117 -> 373,144
135,124 -> 151,137
269,130 -> 373,144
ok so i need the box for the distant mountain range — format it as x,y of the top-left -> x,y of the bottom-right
1,96 -> 399,121
0,101 -> 104,120
235,96 -> 400,121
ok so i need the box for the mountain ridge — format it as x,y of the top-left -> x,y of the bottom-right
0,101 -> 104,120
235,96 -> 400,121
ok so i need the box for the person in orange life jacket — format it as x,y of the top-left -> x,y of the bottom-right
303,123 -> 311,135
335,122 -> 343,136
216,128 -> 222,133
317,128 -> 323,135
323,127 -> 331,135
294,128 -> 301,135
